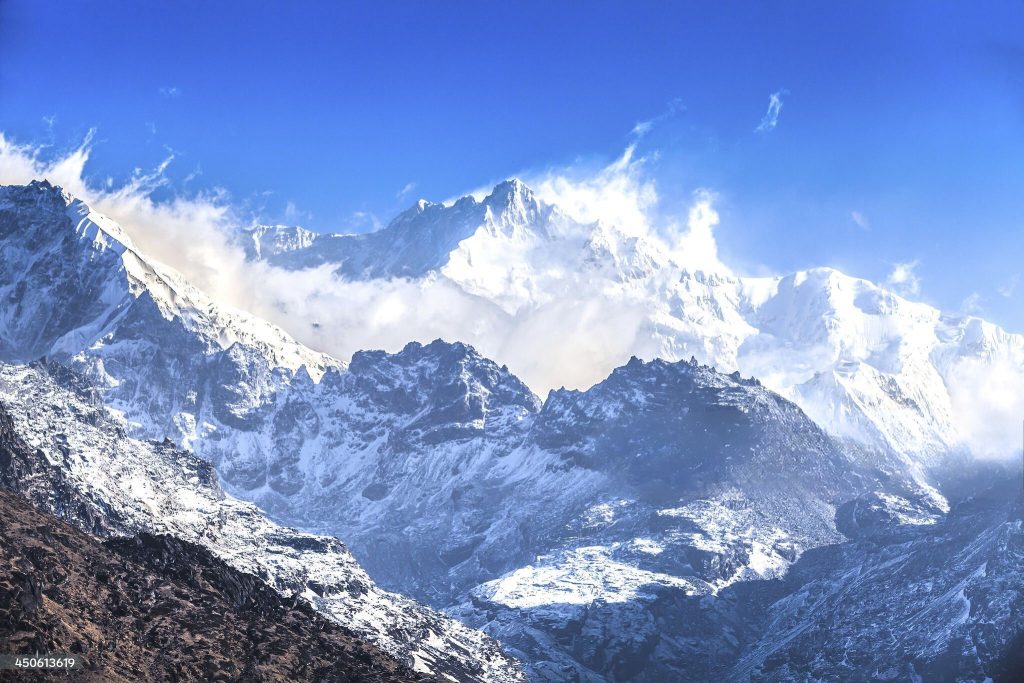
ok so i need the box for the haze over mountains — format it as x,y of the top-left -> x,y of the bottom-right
0,145 -> 1022,680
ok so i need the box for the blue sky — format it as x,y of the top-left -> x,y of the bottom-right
1,1 -> 1023,330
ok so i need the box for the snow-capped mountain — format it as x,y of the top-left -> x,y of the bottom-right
243,224 -> 318,260
467,482 -> 1024,682
0,180 -> 343,452
0,358 -> 524,682
191,337 -> 953,679
203,340 -> 885,593
252,179 -> 1024,462
2,179 -> 1021,681
271,180 -> 567,285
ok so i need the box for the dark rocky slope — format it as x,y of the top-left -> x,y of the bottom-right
0,359 -> 523,682
0,489 -> 425,683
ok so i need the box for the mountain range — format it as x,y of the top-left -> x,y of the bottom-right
1,177 -> 1022,681
247,179 -> 1024,462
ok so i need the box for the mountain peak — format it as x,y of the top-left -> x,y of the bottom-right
2,179 -> 73,212
244,224 -> 317,259
484,178 -> 535,206
482,178 -> 543,226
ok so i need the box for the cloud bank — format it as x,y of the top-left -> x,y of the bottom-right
0,132 -> 716,397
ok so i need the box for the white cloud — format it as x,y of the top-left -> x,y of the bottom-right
961,292 -> 983,314
0,132 -> 727,396
2,130 -> 1022,461
396,181 -> 417,200
159,86 -> 181,98
886,260 -> 921,297
183,165 -> 202,184
631,120 -> 654,137
350,210 -> 383,232
948,354 -> 1024,459
630,97 -> 685,139
755,90 -> 786,132
525,144 -> 727,274
528,145 -> 657,239
283,200 -> 310,224
850,211 -> 870,230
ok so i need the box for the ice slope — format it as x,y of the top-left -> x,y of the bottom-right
0,359 -> 525,683
256,180 -> 1024,461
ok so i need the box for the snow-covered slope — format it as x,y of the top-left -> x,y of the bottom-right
183,338 -> 951,680
255,180 -> 1024,462
735,487 -> 1024,682
0,358 -> 524,682
0,180 -> 341,456
2,179 -> 1020,680
243,224 -> 318,260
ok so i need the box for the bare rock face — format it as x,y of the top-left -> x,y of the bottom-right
0,490 -> 423,683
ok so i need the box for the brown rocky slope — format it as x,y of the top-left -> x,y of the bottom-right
0,489 -> 427,682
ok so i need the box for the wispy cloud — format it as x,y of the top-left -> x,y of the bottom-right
3,128 -> 1021,459
183,164 -> 203,184
351,210 -> 383,232
850,211 -> 870,230
886,260 -> 921,297
42,114 -> 57,130
283,200 -> 312,225
961,292 -> 983,314
159,86 -> 182,98
630,97 -> 686,139
755,90 -> 787,132
1,129 -> 726,395
630,120 -> 654,137
396,181 -> 417,200
948,354 -> 1024,458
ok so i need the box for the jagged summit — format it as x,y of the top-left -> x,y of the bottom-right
0,182 -> 339,443
480,178 -> 546,229
266,176 -> 562,280
243,223 -> 316,259
613,353 -> 759,384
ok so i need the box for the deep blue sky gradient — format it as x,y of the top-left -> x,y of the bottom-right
1,1 -> 1022,329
